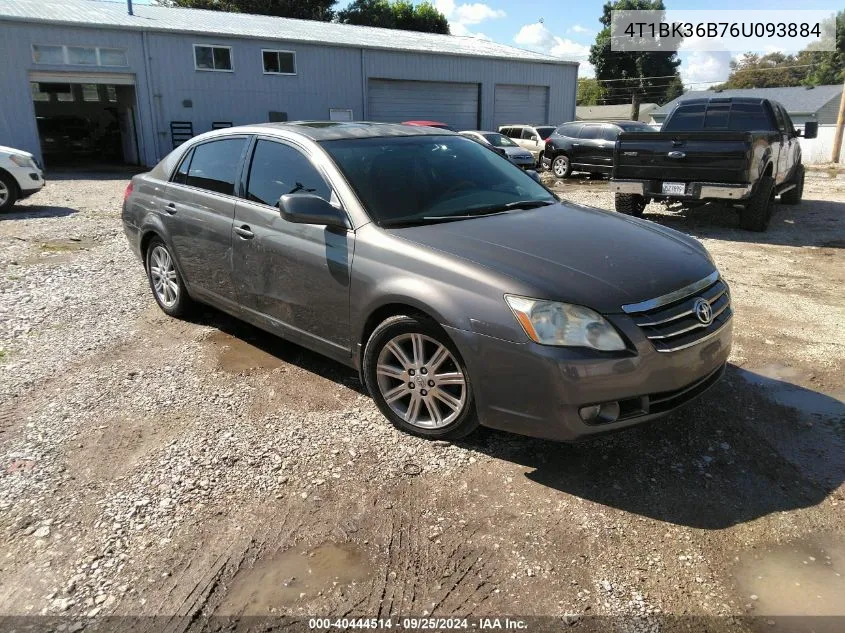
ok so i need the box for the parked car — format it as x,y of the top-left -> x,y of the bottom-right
459,130 -> 535,168
402,120 -> 455,131
36,116 -> 96,157
123,122 -> 731,442
498,124 -> 557,163
610,97 -> 816,231
0,145 -> 45,212
542,120 -> 656,178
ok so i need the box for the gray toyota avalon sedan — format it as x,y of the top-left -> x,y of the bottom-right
122,121 -> 732,442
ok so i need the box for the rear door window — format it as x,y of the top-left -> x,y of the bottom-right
600,125 -> 620,141
246,139 -> 332,207
579,125 -> 602,140
521,128 -> 537,140
186,138 -> 248,196
557,123 -> 582,138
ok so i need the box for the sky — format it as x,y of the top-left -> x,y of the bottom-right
135,0 -> 840,88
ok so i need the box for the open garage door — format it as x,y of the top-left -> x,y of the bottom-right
30,71 -> 140,168
494,84 -> 550,127
368,79 -> 479,130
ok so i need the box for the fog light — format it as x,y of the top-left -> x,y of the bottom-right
579,401 -> 621,424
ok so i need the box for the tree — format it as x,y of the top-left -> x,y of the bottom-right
159,0 -> 336,21
337,0 -> 449,34
797,9 -> 844,86
576,78 -> 604,106
588,0 -> 682,106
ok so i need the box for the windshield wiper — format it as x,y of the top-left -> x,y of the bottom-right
380,200 -> 555,228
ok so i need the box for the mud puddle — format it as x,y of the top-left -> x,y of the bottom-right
204,330 -> 285,373
217,543 -> 369,615
733,535 -> 845,633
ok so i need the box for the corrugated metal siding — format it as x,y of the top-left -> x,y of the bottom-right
493,84 -> 549,126
0,0 -> 574,65
363,50 -> 576,130
816,95 -> 842,126
368,79 -> 478,129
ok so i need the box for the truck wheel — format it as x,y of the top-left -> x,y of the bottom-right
615,193 -> 646,217
740,175 -> 774,231
780,165 -> 804,205
551,154 -> 571,178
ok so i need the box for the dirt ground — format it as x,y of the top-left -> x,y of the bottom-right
0,169 -> 843,632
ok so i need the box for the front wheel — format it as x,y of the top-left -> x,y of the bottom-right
0,172 -> 19,213
551,154 -> 571,178
363,315 -> 478,440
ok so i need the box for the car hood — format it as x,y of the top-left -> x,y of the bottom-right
387,202 -> 716,313
503,146 -> 533,158
0,145 -> 34,159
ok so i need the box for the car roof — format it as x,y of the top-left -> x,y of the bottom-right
460,130 -> 500,135
194,121 -> 458,142
672,97 -> 773,107
577,120 -> 649,126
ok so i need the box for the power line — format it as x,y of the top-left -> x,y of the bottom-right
589,62 -> 818,86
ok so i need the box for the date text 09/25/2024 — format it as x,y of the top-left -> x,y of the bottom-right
308,617 -> 529,630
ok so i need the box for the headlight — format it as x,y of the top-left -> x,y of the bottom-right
505,295 -> 626,351
9,155 -> 35,168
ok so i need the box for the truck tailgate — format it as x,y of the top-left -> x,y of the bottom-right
614,132 -> 751,184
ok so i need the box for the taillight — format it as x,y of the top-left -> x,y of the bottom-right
123,181 -> 134,202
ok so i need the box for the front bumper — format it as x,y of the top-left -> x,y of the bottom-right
510,155 -> 535,168
610,179 -> 753,201
445,314 -> 732,442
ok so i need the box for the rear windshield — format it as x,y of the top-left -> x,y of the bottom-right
663,102 -> 775,132
534,126 -> 555,139
618,122 -> 655,132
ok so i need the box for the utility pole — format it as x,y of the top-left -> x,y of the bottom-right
127,0 -> 133,16
832,77 -> 845,164
631,87 -> 641,121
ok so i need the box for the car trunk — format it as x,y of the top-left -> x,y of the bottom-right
614,131 -> 752,184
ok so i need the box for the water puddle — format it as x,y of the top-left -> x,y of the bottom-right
218,543 -> 369,615
739,364 -> 845,419
733,536 -> 845,632
204,330 -> 285,373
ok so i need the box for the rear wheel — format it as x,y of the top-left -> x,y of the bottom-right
739,175 -> 774,231
363,315 -> 478,440
0,172 -> 19,213
780,165 -> 804,205
537,151 -> 545,170
145,238 -> 194,317
551,154 -> 571,178
615,193 -> 647,217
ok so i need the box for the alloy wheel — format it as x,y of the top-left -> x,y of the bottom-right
375,333 -> 467,429
553,156 -> 569,177
0,181 -> 8,206
149,245 -> 179,308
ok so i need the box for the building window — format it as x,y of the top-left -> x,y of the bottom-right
32,44 -> 128,67
262,49 -> 296,75
82,84 -> 100,102
106,85 -> 118,102
194,45 -> 233,72
30,82 -> 50,102
329,109 -> 353,122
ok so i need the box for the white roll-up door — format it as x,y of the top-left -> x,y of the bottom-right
494,84 -> 550,126
368,79 -> 479,130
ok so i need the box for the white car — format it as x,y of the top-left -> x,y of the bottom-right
0,145 -> 45,212
497,124 -> 557,163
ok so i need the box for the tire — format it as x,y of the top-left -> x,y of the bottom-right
145,238 -> 193,318
615,193 -> 647,217
0,171 -> 19,213
363,314 -> 478,440
739,175 -> 774,232
551,154 -> 572,178
780,164 -> 804,205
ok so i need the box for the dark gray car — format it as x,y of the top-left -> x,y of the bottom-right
122,122 -> 732,442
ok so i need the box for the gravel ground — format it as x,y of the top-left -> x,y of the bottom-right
0,170 -> 843,632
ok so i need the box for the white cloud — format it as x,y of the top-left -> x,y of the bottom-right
514,22 -> 592,75
568,24 -> 592,34
679,50 -> 732,88
436,0 -> 504,40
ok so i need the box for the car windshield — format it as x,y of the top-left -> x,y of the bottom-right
482,133 -> 518,147
321,135 -> 555,226
535,126 -> 555,139
618,122 -> 655,132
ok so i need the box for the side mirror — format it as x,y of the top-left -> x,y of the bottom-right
531,135 -> 540,142
278,193 -> 349,229
525,169 -> 542,183
800,121 -> 818,139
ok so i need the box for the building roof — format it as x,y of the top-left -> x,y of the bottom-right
0,0 -> 574,65
576,103 -> 658,122
652,85 -> 843,118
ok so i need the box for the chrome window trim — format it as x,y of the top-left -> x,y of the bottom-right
622,270 -> 720,314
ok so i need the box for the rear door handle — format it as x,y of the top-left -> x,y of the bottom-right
164,202 -> 177,215
234,225 -> 254,239
572,143 -> 580,146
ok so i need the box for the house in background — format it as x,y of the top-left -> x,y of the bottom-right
650,85 -> 843,163
576,103 -> 658,123
0,0 -> 577,168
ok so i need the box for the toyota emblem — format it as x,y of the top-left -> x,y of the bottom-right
694,298 -> 713,325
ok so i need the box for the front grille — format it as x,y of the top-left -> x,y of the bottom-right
623,273 -> 732,353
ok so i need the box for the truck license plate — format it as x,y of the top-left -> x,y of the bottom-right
662,182 -> 686,195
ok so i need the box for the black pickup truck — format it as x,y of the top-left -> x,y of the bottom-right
609,97 -> 818,231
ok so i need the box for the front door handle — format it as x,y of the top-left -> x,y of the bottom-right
572,142 -> 581,146
234,225 -> 254,239
164,202 -> 177,215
